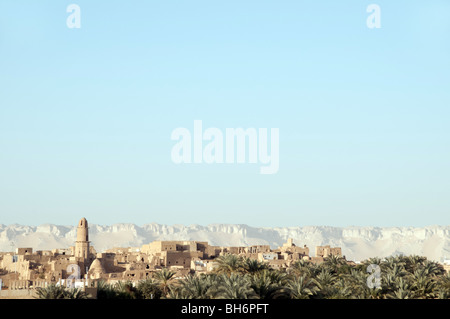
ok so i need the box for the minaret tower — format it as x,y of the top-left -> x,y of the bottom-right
75,217 -> 90,260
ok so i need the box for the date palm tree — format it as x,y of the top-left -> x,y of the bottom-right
35,284 -> 89,299
154,268 -> 177,296
290,259 -> 309,271
97,280 -> 129,299
113,280 -> 138,299
386,263 -> 407,278
387,277 -> 414,299
266,269 -> 290,286
314,268 -> 337,287
176,274 -> 214,299
382,272 -> 397,294
323,255 -> 347,274
211,273 -> 257,299
436,271 -> 450,297
286,275 -> 318,299
214,254 -> 243,275
326,279 -> 353,299
63,288 -> 90,299
344,269 -> 381,299
383,256 -> 406,272
164,288 -> 185,299
35,284 -> 67,299
411,269 -> 438,298
289,259 -> 316,278
364,257 -> 382,267
249,270 -> 288,299
422,260 -> 445,277
136,278 -> 162,299
241,257 -> 270,274
436,288 -> 449,299
313,268 -> 338,298
381,262 -> 408,296
387,287 -> 413,299
404,255 -> 427,273
97,280 -> 117,299
69,254 -> 449,299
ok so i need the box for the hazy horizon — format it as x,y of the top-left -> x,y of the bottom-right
1,221 -> 448,262
0,219 -> 448,229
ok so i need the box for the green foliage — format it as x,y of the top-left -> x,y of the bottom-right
211,273 -> 258,299
97,280 -> 137,299
214,254 -> 244,275
35,284 -> 89,299
241,257 -> 271,274
153,268 -> 176,295
168,274 -> 215,299
90,254 -> 450,299
97,280 -> 120,299
136,278 -> 162,299
286,275 -> 318,299
249,270 -> 289,299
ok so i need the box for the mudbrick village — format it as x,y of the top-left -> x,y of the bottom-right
0,218 -> 448,299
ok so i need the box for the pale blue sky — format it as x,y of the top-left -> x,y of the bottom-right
0,1 -> 449,227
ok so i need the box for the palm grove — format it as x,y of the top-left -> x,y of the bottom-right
36,254 -> 449,299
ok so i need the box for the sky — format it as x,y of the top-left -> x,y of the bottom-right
0,1 -> 449,227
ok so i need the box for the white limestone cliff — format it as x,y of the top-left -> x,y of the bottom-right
0,223 -> 448,262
